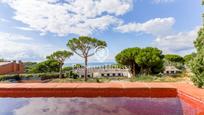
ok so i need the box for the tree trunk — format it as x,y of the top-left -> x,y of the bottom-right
84,57 -> 88,81
59,64 -> 63,79
132,62 -> 136,77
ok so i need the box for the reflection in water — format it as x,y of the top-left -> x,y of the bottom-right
0,98 -> 197,115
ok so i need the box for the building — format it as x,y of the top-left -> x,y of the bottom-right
0,61 -> 24,75
163,66 -> 181,74
74,68 -> 132,78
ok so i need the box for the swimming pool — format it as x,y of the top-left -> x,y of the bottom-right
0,97 -> 199,115
0,83 -> 204,115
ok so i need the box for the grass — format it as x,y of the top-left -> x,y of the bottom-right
0,72 -> 190,83
50,74 -> 189,83
130,74 -> 190,82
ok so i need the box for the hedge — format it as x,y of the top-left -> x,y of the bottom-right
0,73 -> 62,81
0,74 -> 20,81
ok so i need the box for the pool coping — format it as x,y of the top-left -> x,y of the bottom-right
0,83 -> 204,104
0,82 -> 204,114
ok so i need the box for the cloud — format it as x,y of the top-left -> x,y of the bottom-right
153,27 -> 200,55
116,17 -> 175,36
0,32 -> 58,61
116,17 -> 199,55
0,18 -> 9,22
0,0 -> 132,36
14,27 -> 34,31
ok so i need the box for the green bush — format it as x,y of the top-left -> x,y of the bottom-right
0,74 -> 20,81
37,73 -> 61,80
66,71 -> 79,79
19,74 -> 35,79
0,73 -> 63,81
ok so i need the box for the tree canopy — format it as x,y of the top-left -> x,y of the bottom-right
164,54 -> 184,64
67,36 -> 107,81
135,47 -> 164,74
73,64 -> 84,69
115,47 -> 141,76
194,28 -> 204,51
23,62 -> 37,73
184,53 -> 196,65
47,50 -> 73,78
30,59 -> 60,73
115,47 -> 164,76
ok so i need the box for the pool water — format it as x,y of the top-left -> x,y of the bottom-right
0,98 -> 198,115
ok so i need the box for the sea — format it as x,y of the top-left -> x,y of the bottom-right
64,62 -> 115,67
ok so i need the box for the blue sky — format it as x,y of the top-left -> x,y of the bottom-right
0,0 -> 203,63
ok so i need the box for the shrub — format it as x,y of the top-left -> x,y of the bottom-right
0,74 -> 20,81
66,71 -> 79,79
19,74 -> 35,79
37,73 -> 61,80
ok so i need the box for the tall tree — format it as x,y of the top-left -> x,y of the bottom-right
47,50 -> 73,78
115,47 -> 141,77
194,28 -> 204,51
189,1 -> 204,88
135,47 -> 164,74
190,27 -> 204,87
190,50 -> 204,87
67,36 -> 107,81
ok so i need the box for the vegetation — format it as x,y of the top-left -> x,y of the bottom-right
164,54 -> 184,64
23,62 -> 37,73
115,47 -> 141,76
136,47 -> 164,74
0,59 -> 5,62
50,77 -> 111,83
62,66 -> 73,72
130,74 -> 188,82
164,54 -> 184,69
0,74 -> 20,81
73,64 -> 84,69
29,59 -> 60,73
67,36 -> 107,81
47,50 -> 73,78
184,53 -> 195,66
190,28 -> 204,88
189,2 -> 204,88
0,72 -> 188,83
116,47 -> 164,76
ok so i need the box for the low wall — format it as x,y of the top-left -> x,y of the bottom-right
0,83 -> 203,114
0,62 -> 24,75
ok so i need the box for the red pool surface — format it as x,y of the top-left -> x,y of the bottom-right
0,83 -> 203,115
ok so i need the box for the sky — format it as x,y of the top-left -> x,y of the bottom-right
0,0 -> 203,63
